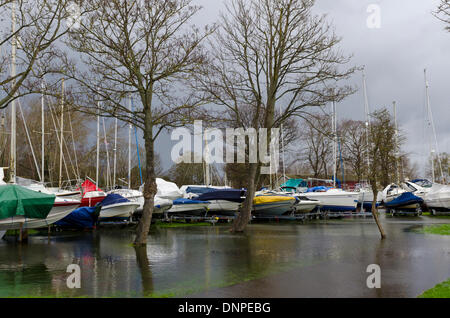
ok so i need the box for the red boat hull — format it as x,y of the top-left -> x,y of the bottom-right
80,196 -> 105,207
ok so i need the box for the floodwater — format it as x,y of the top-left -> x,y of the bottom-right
0,215 -> 449,298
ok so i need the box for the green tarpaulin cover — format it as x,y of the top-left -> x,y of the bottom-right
0,185 -> 56,220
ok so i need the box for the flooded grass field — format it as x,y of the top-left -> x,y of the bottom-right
0,215 -> 449,298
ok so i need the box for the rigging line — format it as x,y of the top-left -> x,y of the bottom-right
102,117 -> 111,190
45,93 -> 72,184
17,97 -> 41,181
68,111 -> 80,181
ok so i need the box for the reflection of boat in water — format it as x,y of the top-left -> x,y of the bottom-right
0,184 -> 80,231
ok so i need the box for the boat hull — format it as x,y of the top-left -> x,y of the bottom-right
99,202 -> 140,219
206,200 -> 241,216
304,191 -> 359,212
0,202 -> 80,230
294,201 -> 319,213
167,203 -> 209,215
252,201 -> 295,216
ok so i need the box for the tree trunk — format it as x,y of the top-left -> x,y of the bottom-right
371,185 -> 386,239
134,120 -> 157,246
231,162 -> 259,233
134,246 -> 153,295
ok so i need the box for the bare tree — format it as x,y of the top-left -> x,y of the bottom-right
434,0 -> 450,31
367,109 -> 399,239
0,0 -> 81,108
194,0 -> 355,232
64,0 -> 212,245
299,114 -> 333,178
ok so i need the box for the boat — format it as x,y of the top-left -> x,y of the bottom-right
252,194 -> 297,216
98,193 -> 140,219
193,188 -> 246,216
280,178 -> 309,194
167,198 -> 210,216
383,192 -> 424,213
302,187 -> 359,212
108,188 -> 144,212
293,196 -> 321,214
80,179 -> 107,207
0,184 -> 80,231
421,183 -> 450,213
55,205 -> 101,229
354,184 -> 383,211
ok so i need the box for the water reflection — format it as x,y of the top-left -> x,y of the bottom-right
0,216 -> 449,298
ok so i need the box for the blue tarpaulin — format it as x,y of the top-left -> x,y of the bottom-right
99,194 -> 130,207
55,206 -> 100,229
306,186 -> 332,193
384,192 -> 423,208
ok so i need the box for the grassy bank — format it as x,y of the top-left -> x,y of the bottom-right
419,279 -> 450,298
420,224 -> 450,236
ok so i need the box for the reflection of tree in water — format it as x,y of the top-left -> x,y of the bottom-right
134,246 -> 153,296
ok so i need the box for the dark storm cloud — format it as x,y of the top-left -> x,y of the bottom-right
159,0 -> 450,175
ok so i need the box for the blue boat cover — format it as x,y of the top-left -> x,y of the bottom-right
173,198 -> 209,205
196,189 -> 246,203
100,193 -> 130,207
384,192 -> 423,208
55,206 -> 100,229
306,186 -> 332,192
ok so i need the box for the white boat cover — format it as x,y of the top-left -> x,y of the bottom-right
139,178 -> 183,200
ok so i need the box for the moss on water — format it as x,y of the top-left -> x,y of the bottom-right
419,279 -> 450,298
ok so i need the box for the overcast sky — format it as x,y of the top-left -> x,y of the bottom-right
151,0 -> 450,178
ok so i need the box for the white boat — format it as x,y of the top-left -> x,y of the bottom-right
381,181 -> 428,205
423,183 -> 450,213
0,197 -> 81,231
294,197 -> 320,213
167,198 -> 210,215
154,197 -> 173,214
303,188 -> 359,212
108,188 -> 144,212
100,201 -> 141,219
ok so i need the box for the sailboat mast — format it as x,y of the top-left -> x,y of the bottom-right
362,71 -> 371,175
279,105 -> 286,184
424,69 -> 444,182
41,82 -> 45,183
393,101 -> 400,183
96,102 -> 100,188
128,98 -> 132,189
113,117 -> 117,188
59,78 -> 64,188
9,1 -> 16,183
332,100 -> 337,188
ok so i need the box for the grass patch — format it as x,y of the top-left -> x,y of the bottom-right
419,279 -> 450,298
422,212 -> 450,218
420,224 -> 450,236
5,229 -> 41,236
